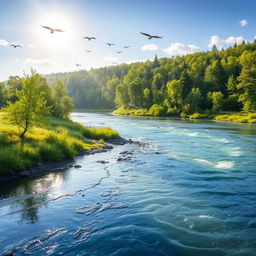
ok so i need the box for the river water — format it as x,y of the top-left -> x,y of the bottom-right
0,112 -> 256,256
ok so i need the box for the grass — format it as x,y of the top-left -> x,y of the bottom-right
74,109 -> 114,113
0,113 -> 120,175
214,113 -> 256,123
113,107 -> 256,124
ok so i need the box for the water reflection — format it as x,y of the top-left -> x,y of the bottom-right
0,170 -> 68,223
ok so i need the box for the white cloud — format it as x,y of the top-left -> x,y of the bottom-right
240,19 -> 248,27
208,35 -> 246,48
28,44 -> 35,48
125,59 -> 147,64
208,35 -> 222,48
163,43 -> 199,56
0,39 -> 8,46
23,58 -> 53,67
225,36 -> 245,45
141,44 -> 158,51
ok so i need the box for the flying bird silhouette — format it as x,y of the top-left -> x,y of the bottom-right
41,25 -> 65,33
140,32 -> 162,39
83,36 -> 96,41
74,63 -> 82,67
106,43 -> 115,46
10,44 -> 21,48
123,46 -> 130,48
86,50 -> 92,52
117,51 -> 122,54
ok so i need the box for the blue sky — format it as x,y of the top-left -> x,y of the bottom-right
0,0 -> 256,81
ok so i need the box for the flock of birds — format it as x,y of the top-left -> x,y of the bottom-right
10,25 -> 163,68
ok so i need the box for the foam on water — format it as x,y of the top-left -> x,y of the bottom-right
215,161 -> 234,169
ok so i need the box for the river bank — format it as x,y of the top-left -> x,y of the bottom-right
0,137 -> 134,183
112,108 -> 256,124
0,114 -> 120,177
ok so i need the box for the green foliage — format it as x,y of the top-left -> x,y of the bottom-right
0,113 -> 119,175
215,113 -> 256,123
41,42 -> 256,116
149,104 -> 166,116
209,91 -> 224,112
3,70 -> 51,138
52,79 -> 73,118
237,51 -> 256,112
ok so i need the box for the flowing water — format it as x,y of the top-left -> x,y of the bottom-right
0,112 -> 256,256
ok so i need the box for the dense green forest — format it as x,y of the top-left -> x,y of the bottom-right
1,42 -> 256,119
43,41 -> 256,118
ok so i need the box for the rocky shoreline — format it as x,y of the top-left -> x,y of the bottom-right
0,138 -> 136,183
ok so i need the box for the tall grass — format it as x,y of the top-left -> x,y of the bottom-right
0,114 -> 119,175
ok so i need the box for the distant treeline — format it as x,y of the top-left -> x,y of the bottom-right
2,42 -> 256,116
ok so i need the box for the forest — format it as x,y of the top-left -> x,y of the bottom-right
1,42 -> 256,120
45,41 -> 256,119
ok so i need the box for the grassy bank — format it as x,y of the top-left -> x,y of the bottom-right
74,109 -> 114,113
113,108 -> 256,124
0,113 -> 120,175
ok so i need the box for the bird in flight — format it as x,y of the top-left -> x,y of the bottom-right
140,32 -> 162,39
106,43 -> 115,46
74,63 -> 82,67
86,50 -> 92,52
83,36 -> 96,41
10,44 -> 21,48
41,25 -> 65,33
123,46 -> 130,48
117,51 -> 122,54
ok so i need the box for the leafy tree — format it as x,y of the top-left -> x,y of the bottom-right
143,88 -> 151,108
52,79 -> 73,118
209,91 -> 224,112
237,51 -> 256,112
184,88 -> 203,114
0,82 -> 7,107
3,71 -> 50,138
205,60 -> 226,94
166,80 -> 183,110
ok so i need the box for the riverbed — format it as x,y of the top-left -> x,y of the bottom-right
0,112 -> 256,256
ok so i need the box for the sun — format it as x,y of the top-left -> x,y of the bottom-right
33,10 -> 75,51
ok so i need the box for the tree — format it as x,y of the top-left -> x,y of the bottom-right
128,78 -> 144,108
212,44 -> 218,52
184,88 -> 203,114
166,79 -> 183,109
209,91 -> 224,112
3,71 -> 50,138
0,82 -> 7,107
237,51 -> 256,112
52,79 -> 73,118
205,59 -> 226,94
143,88 -> 151,108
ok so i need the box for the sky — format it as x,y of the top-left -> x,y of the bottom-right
0,0 -> 256,81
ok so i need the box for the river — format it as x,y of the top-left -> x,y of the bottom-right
0,112 -> 256,256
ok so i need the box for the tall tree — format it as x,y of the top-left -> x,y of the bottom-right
237,51 -> 256,112
3,71 -> 50,138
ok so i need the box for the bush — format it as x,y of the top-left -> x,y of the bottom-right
149,104 -> 166,116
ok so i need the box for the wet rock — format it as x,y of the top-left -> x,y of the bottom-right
74,165 -> 82,168
120,151 -> 133,155
103,145 -> 113,150
97,160 -> 109,164
155,151 -> 161,154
